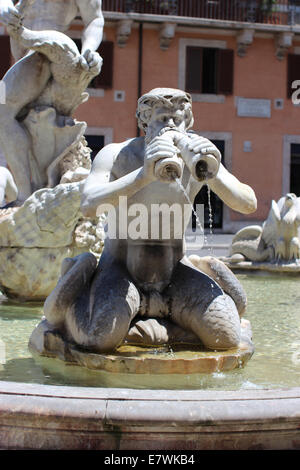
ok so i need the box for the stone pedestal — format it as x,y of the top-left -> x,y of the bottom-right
29,318 -> 254,374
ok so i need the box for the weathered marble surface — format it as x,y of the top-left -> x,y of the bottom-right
29,317 -> 254,374
0,0 -> 104,201
1,379 -> 299,450
0,0 -> 105,296
0,166 -> 17,207
0,179 -> 104,300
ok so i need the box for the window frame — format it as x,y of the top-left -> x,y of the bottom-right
283,134 -> 300,195
178,38 -> 229,103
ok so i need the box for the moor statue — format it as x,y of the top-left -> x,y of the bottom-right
35,88 -> 257,354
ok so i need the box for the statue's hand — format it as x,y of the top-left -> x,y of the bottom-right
82,49 -> 103,75
181,135 -> 221,164
0,4 -> 22,31
143,136 -> 179,182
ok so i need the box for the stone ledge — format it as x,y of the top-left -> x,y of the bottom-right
0,381 -> 300,449
224,259 -> 300,274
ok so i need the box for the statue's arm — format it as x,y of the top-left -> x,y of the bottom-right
0,167 -> 18,204
81,142 -> 148,218
81,136 -> 180,217
76,0 -> 104,53
0,0 -> 20,26
0,0 -> 15,14
208,163 -> 257,214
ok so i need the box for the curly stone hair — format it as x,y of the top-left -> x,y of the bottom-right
136,88 -> 194,133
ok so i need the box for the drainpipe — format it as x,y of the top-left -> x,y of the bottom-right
137,22 -> 143,137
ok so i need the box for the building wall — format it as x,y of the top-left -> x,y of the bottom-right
75,25 -> 140,143
1,18 -> 299,231
74,22 -> 300,230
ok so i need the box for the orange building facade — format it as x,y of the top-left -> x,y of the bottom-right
2,1 -> 300,232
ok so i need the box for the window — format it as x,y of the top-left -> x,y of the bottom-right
85,134 -> 105,161
185,46 -> 234,95
73,39 -> 114,89
287,54 -> 300,98
290,143 -> 300,195
90,41 -> 114,89
0,35 -> 11,79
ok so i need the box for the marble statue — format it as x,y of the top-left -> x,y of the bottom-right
30,88 -> 257,356
0,166 -> 17,206
228,193 -> 300,265
0,176 -> 105,300
0,0 -> 104,202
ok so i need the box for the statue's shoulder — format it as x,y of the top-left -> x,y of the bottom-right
113,137 -> 145,176
113,136 -> 144,161
120,136 -> 144,154
91,137 -> 144,176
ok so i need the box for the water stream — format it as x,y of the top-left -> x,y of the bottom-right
206,184 -> 214,255
175,177 -> 204,234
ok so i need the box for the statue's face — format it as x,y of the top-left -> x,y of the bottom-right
146,104 -> 187,138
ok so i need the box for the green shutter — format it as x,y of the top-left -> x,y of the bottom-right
287,54 -> 300,98
217,49 -> 234,95
185,46 -> 203,93
93,41 -> 114,89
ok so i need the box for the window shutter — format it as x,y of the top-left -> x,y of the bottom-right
0,36 -> 11,79
92,41 -> 114,89
287,54 -> 300,98
217,49 -> 234,95
185,46 -> 203,94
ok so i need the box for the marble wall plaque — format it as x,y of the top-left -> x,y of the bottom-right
237,98 -> 271,118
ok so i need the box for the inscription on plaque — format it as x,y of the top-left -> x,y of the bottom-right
237,98 -> 271,118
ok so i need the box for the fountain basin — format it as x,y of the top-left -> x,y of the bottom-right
0,274 -> 300,449
0,380 -> 300,450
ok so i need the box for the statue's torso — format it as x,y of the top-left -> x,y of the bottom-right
104,137 -> 201,290
17,0 -> 79,32
11,0 -> 79,60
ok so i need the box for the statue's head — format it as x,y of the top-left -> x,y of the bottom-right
136,88 -> 194,136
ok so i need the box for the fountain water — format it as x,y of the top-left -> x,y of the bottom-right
0,273 -> 300,450
206,184 -> 214,255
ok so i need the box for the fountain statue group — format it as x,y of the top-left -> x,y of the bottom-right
224,193 -> 300,273
0,0 -> 259,370
0,0 -> 105,300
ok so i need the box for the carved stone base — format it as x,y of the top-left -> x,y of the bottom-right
29,318 -> 254,374
223,258 -> 300,274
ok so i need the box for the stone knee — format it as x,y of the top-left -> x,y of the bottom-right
89,306 -> 136,352
72,275 -> 141,353
189,294 -> 242,350
44,252 -> 97,326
